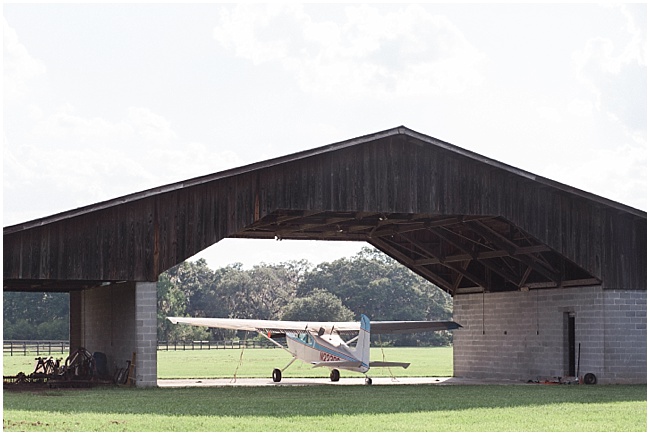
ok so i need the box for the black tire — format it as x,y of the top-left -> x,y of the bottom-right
365,377 -> 372,386
330,369 -> 340,382
583,373 -> 597,385
272,368 -> 282,383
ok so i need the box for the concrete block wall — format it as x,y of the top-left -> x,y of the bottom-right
603,290 -> 647,383
76,282 -> 136,374
70,281 -> 158,387
453,287 -> 646,384
135,282 -> 158,387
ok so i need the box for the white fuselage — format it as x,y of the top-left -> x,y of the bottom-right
286,331 -> 369,373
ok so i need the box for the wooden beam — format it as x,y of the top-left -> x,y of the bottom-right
399,233 -> 489,290
466,220 -> 561,285
428,227 -> 520,287
368,237 -> 456,293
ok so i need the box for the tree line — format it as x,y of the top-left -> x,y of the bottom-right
4,247 -> 454,346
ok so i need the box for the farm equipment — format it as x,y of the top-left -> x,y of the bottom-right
62,347 -> 95,381
4,355 -> 65,386
3,347 -> 130,388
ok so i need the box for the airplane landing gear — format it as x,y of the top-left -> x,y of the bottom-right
272,357 -> 297,383
364,377 -> 372,386
329,369 -> 340,382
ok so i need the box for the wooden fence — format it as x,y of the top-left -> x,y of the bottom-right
3,340 -> 70,356
157,339 -> 276,351
3,340 -> 275,355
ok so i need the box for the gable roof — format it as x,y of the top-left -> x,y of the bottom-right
4,126 -> 646,293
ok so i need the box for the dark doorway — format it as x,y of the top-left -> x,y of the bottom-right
566,312 -> 576,376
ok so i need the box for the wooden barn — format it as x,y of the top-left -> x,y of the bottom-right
4,126 -> 646,385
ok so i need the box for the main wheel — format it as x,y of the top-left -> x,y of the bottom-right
330,369 -> 340,382
365,377 -> 372,386
272,368 -> 282,383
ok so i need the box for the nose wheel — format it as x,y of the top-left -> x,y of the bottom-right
365,377 -> 372,386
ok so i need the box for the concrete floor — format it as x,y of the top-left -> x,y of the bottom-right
157,376 -> 520,388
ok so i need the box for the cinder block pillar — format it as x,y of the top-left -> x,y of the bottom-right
135,281 -> 158,387
69,290 -> 83,351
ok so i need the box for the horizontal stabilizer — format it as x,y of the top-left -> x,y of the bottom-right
369,361 -> 410,369
311,361 -> 362,369
370,321 -> 461,334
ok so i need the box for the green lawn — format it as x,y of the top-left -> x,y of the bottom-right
3,348 -> 647,431
3,384 -> 646,431
3,347 -> 454,379
157,346 -> 454,379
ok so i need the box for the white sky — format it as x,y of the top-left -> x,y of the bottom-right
3,3 -> 647,270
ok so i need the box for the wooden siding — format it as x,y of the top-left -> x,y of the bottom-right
3,128 -> 646,292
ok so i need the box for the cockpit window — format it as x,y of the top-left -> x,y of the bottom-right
297,332 -> 313,345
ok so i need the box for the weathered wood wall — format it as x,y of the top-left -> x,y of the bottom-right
3,128 -> 646,290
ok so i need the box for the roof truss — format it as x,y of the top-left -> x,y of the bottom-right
234,210 -> 601,295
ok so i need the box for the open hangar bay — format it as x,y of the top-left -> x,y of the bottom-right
3,126 -> 646,386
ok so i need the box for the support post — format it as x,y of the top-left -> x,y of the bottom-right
135,282 -> 158,387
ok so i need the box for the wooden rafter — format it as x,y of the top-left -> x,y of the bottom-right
368,237 -> 456,292
465,220 -> 561,286
233,210 -> 602,295
399,233 -> 489,290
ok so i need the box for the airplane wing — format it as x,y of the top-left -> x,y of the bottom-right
167,317 -> 461,334
167,316 -> 350,334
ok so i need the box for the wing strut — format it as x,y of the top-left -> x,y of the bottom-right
257,331 -> 293,355
281,356 -> 298,372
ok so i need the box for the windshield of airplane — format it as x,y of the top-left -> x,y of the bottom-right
297,332 -> 313,346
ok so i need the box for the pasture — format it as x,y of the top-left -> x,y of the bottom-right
3,347 -> 454,380
157,346 -> 455,379
3,347 -> 647,432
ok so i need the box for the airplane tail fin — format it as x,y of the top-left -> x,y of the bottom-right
351,314 -> 371,372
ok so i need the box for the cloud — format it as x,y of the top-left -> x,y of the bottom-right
3,17 -> 47,101
127,107 -> 177,144
573,4 -> 646,134
32,104 -> 133,145
3,106 -> 244,224
542,134 -> 646,211
213,4 -> 485,97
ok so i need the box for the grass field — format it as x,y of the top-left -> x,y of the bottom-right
158,346 -> 454,379
3,348 -> 647,432
3,384 -> 646,431
3,347 -> 454,379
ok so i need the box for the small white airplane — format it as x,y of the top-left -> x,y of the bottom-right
167,314 -> 461,385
